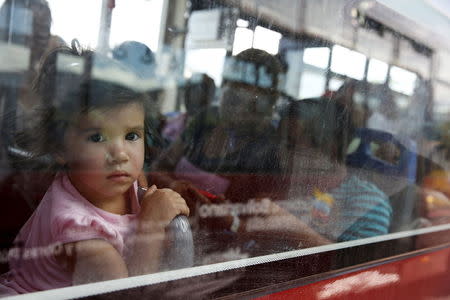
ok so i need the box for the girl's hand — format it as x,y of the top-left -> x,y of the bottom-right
137,171 -> 149,189
139,185 -> 190,230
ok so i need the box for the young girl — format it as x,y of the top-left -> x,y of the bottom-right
0,46 -> 189,294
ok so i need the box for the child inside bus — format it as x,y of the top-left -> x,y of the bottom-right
277,99 -> 392,243
221,99 -> 393,255
0,46 -> 189,295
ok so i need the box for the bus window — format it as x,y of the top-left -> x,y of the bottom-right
0,0 -> 449,299
389,66 -> 417,96
367,58 -> 388,84
330,45 -> 366,80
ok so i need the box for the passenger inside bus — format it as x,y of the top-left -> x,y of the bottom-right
150,48 -> 282,211
417,125 -> 450,247
332,79 -> 369,129
0,0 -> 450,298
145,48 -> 285,261
0,46 -> 189,295
277,99 -> 392,243
162,73 -> 216,144
194,98 -> 394,257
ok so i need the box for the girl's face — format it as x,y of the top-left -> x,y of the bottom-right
61,102 -> 145,204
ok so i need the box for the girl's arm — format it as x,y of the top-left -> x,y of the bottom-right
59,186 -> 189,284
60,240 -> 129,285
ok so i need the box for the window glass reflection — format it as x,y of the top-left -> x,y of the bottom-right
433,83 -> 450,119
367,58 -> 388,84
110,0 -> 163,51
236,18 -> 249,28
389,66 -> 417,96
331,45 -> 366,80
328,77 -> 344,91
299,69 -> 326,99
303,47 -> 330,69
232,27 -> 253,55
184,48 -> 226,85
0,0 -> 449,297
253,26 -> 281,55
47,0 -> 102,47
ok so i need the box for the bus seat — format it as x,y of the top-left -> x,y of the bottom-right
346,128 -> 417,184
346,128 -> 419,234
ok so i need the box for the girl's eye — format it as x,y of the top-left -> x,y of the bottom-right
125,132 -> 140,141
88,133 -> 105,143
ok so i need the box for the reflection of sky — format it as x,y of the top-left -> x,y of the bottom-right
232,27 -> 253,55
236,19 -> 249,28
47,0 -> 162,51
253,26 -> 281,55
232,25 -> 281,56
367,58 -> 388,84
331,45 -> 366,80
184,48 -> 226,85
48,0 -> 102,48
299,69 -> 326,99
303,47 -> 330,69
109,0 -> 163,51
389,66 -> 417,96
329,77 -> 344,91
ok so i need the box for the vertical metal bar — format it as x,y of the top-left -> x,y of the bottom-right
97,0 -> 113,53
157,0 -> 170,51
362,56 -> 370,125
7,0 -> 16,44
159,0 -> 189,112
325,45 -> 333,91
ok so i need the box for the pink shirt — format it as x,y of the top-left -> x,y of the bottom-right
1,173 -> 140,294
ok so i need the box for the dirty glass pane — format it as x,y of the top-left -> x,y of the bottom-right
389,66 -> 417,96
303,47 -> 330,69
331,45 -> 366,80
367,58 -> 388,84
0,0 -> 449,298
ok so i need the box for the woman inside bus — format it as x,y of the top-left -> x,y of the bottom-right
147,48 -> 283,260
162,73 -> 216,144
150,48 -> 282,211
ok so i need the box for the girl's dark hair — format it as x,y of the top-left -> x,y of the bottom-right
26,45 -> 150,167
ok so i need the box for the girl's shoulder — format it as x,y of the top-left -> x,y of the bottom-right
43,175 -> 113,231
42,174 -> 130,249
14,174 -> 116,247
44,173 -> 92,215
